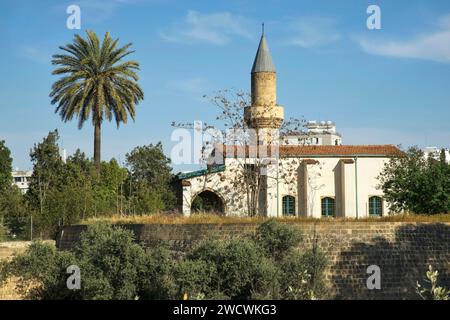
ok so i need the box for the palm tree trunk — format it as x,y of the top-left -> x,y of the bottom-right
94,122 -> 101,171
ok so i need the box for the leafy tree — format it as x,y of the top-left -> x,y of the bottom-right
379,147 -> 450,214
0,140 -> 29,239
62,151 -> 128,219
90,159 -> 128,216
0,224 -> 6,241
50,156 -> 96,225
125,143 -> 176,213
0,140 -> 13,192
68,149 -> 94,174
25,130 -> 131,236
127,183 -> 166,215
26,130 -> 65,238
50,30 -> 144,170
1,186 -> 29,238
60,150 -> 96,222
126,143 -> 172,186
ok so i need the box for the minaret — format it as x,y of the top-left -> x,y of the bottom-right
244,24 -> 284,144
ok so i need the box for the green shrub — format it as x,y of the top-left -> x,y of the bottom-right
0,224 -> 174,300
217,239 -> 278,299
254,219 -> 302,260
254,220 -> 327,299
0,224 -> 6,241
173,259 -> 217,299
176,220 -> 327,300
416,265 -> 450,300
179,238 -> 278,300
0,241 -> 78,299
279,247 -> 328,299
73,224 -> 174,299
1,220 -> 328,300
139,244 -> 175,299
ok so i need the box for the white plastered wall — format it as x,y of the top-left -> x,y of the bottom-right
182,156 -> 391,218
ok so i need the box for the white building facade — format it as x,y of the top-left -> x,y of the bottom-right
12,170 -> 32,194
179,145 -> 400,218
282,121 -> 342,146
178,32 -> 402,218
423,147 -> 450,163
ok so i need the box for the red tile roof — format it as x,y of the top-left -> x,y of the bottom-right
218,144 -> 403,158
279,145 -> 403,157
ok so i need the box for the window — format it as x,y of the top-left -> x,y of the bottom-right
282,196 -> 295,216
369,196 -> 383,216
321,197 -> 335,217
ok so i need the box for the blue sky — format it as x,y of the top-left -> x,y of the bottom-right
1,0 -> 450,172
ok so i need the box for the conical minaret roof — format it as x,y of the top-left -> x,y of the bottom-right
251,30 -> 275,73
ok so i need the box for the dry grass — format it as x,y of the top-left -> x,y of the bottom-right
0,277 -> 25,300
0,241 -> 51,300
0,247 -> 22,300
81,213 -> 450,225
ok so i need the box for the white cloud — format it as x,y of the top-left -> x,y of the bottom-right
166,77 -> 212,102
285,16 -> 341,48
167,77 -> 210,95
74,0 -> 119,23
20,47 -> 51,64
357,14 -> 450,63
56,0 -> 162,24
160,10 -> 252,45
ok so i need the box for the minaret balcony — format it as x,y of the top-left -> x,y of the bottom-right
244,105 -> 284,129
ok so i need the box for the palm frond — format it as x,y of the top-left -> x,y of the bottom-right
50,30 -> 144,129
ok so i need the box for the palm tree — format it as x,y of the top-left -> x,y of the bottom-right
50,30 -> 144,170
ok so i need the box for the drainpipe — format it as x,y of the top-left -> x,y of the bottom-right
276,163 -> 280,218
354,156 -> 359,219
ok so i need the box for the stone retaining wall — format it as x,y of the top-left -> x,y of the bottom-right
57,222 -> 450,300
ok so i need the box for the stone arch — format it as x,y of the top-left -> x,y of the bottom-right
191,189 -> 225,215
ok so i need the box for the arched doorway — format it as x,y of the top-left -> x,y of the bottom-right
191,190 -> 225,215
